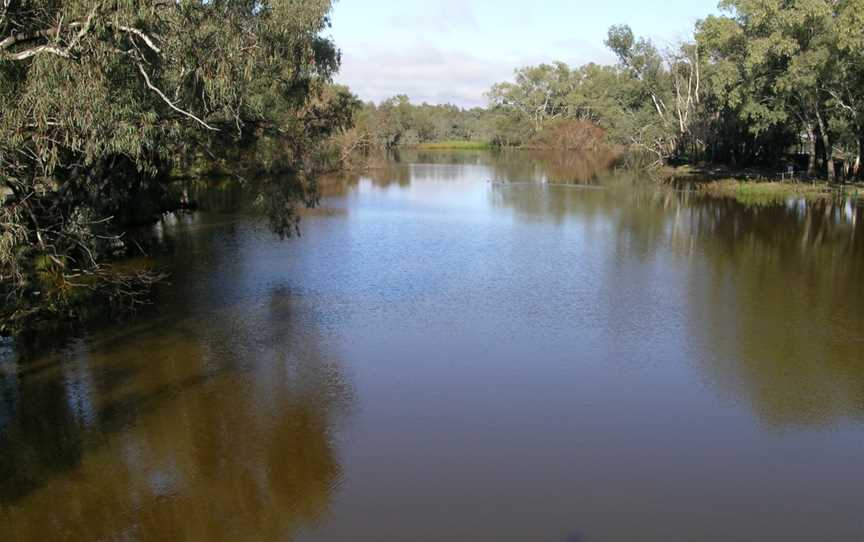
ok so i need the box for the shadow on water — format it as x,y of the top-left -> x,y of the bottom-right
0,277 -> 353,540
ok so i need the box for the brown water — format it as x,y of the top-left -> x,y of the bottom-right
2,151 -> 864,541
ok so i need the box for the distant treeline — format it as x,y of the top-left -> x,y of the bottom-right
328,96 -> 495,161
337,0 -> 864,181
331,95 -> 606,154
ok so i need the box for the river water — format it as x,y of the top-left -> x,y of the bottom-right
2,151 -> 863,541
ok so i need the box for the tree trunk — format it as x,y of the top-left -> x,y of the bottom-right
806,123 -> 817,177
815,110 -> 835,182
857,136 -> 864,181
822,134 -> 835,182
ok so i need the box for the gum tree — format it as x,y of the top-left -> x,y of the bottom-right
0,0 -> 353,322
699,0 -> 839,178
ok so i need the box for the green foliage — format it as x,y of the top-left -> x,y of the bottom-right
697,0 -> 864,179
338,96 -> 496,154
1,0 -> 355,321
487,1 -> 864,177
486,53 -> 673,159
5,0 -> 864,329
699,179 -> 836,206
488,62 -> 576,132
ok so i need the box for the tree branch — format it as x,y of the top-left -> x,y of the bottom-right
0,0 -> 10,33
137,63 -> 218,131
6,45 -> 70,60
117,26 -> 161,54
1,5 -> 98,61
66,5 -> 99,52
0,28 -> 64,51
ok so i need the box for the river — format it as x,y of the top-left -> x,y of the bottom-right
2,150 -> 863,541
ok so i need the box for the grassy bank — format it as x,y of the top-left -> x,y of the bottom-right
412,140 -> 491,150
659,164 -> 863,205
697,179 -> 862,205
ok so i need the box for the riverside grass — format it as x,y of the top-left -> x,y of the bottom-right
698,179 -> 862,206
413,140 -> 491,150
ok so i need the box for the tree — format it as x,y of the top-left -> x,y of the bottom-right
831,0 -> 864,177
0,0 -> 350,322
605,25 -> 669,122
487,62 -> 574,133
699,0 -> 840,179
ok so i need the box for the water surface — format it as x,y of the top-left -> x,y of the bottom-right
2,151 -> 864,541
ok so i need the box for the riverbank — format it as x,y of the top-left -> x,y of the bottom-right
697,179 -> 851,205
411,140 -> 491,150
663,164 -> 864,205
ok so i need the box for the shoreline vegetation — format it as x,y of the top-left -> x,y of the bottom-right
412,141 -> 492,151
1,2 -> 357,333
663,164 -> 864,205
335,1 -> 864,187
698,179 -> 846,204
5,0 -> 864,333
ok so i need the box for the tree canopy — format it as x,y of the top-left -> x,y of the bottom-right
482,0 -> 864,177
1,0 -> 356,324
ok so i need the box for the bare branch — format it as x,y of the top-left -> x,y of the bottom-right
137,63 -> 218,131
0,28 -> 62,50
1,4 -> 98,61
0,0 -> 10,32
823,87 -> 856,117
2,20 -> 160,58
6,45 -> 71,61
117,26 -> 161,54
66,5 -> 99,52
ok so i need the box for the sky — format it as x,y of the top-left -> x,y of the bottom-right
328,0 -> 721,108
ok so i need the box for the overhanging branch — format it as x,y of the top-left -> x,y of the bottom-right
137,63 -> 218,131
117,26 -> 161,54
0,5 -> 98,61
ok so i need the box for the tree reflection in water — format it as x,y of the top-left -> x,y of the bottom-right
1,285 -> 352,541
491,172 -> 864,427
3,150 -> 864,542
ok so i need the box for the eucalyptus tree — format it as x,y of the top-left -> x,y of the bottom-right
831,0 -> 864,177
606,25 -> 713,162
605,24 -> 669,120
487,61 -> 637,149
563,63 -> 628,125
0,0 -> 351,321
487,62 -> 575,133
343,97 -> 497,152
698,0 -> 841,178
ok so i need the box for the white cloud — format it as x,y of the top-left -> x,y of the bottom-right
337,45 -> 514,108
388,2 -> 480,35
336,42 -> 616,109
329,0 -> 718,108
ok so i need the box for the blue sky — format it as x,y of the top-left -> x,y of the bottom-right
328,0 -> 721,108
